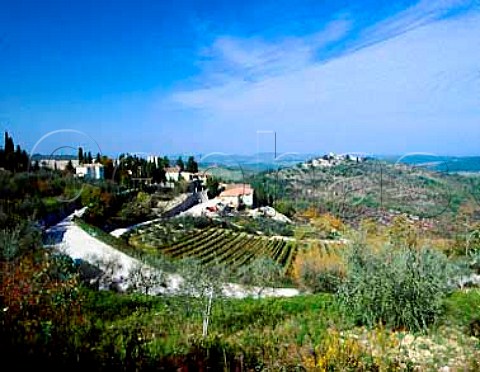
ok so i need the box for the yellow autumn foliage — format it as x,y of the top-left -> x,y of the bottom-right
300,327 -> 399,371
311,213 -> 344,231
292,242 -> 345,293
388,215 -> 419,249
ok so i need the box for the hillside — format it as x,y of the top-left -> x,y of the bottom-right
380,154 -> 480,173
269,159 -> 480,228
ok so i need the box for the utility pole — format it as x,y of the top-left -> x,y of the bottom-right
274,131 -> 277,160
380,164 -> 383,209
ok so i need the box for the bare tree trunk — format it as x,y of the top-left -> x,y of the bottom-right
202,289 -> 214,338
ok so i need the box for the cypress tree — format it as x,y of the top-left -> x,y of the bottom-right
22,150 -> 29,171
4,132 -> 15,171
78,147 -> 84,164
4,132 -> 14,155
176,157 -> 184,171
14,145 -> 22,172
163,156 -> 170,167
186,156 -> 198,173
66,160 -> 74,173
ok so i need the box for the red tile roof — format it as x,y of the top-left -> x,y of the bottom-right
219,185 -> 253,197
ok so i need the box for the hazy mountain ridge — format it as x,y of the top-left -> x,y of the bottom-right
199,153 -> 480,174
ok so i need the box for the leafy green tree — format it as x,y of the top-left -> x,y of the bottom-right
101,156 -> 114,180
252,182 -> 269,207
206,176 -> 220,199
174,178 -> 189,194
338,243 -> 461,331
274,199 -> 296,218
152,166 -> 166,184
127,262 -> 166,295
176,157 -> 184,171
186,156 -> 198,173
236,257 -> 284,296
81,184 -> 102,207
177,259 -> 229,336
65,160 -> 75,173
20,149 -> 29,172
163,156 -> 170,167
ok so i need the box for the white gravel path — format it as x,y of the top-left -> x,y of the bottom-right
178,197 -> 222,217
110,217 -> 164,238
46,209 -> 300,299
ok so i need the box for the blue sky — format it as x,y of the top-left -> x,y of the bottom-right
1,0 -> 479,157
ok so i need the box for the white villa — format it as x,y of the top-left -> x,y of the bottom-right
165,166 -> 181,182
219,184 -> 254,207
165,166 -> 211,184
303,152 -> 365,168
36,159 -> 79,171
75,163 -> 104,180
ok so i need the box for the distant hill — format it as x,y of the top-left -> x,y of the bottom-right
197,153 -> 480,174
30,153 -> 78,161
267,158 -> 480,230
198,152 -> 317,173
379,155 -> 480,173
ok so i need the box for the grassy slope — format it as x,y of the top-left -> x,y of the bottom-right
81,287 -> 480,370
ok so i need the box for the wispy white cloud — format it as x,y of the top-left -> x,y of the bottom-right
195,17 -> 351,85
164,0 -> 480,154
351,0 -> 477,52
183,0 -> 476,89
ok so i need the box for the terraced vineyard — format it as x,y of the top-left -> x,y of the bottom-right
130,226 -> 297,272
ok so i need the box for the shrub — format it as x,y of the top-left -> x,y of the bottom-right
292,243 -> 345,293
236,257 -> 284,295
468,249 -> 480,274
387,215 -> 419,249
273,199 -> 296,218
338,243 -> 458,331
